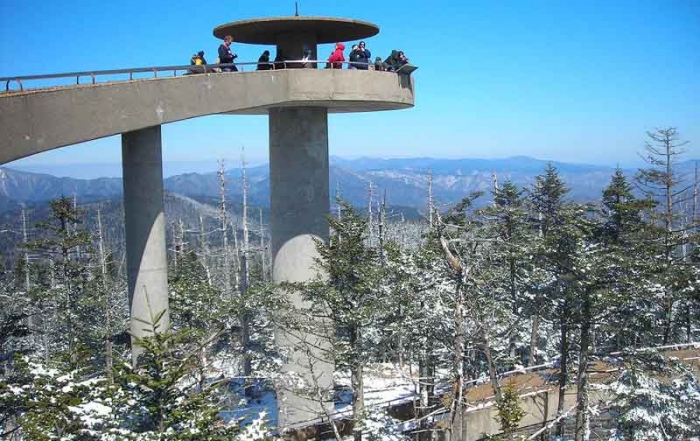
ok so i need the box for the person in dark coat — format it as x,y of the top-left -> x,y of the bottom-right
257,50 -> 272,70
348,44 -> 361,69
327,42 -> 345,69
374,56 -> 384,71
273,51 -> 287,69
218,35 -> 238,72
356,41 -> 371,69
383,50 -> 400,71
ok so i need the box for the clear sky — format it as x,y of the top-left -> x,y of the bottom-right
1,0 -> 698,173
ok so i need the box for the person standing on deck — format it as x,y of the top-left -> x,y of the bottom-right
327,42 -> 345,69
218,35 -> 238,72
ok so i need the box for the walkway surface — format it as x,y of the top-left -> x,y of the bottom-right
0,68 -> 414,164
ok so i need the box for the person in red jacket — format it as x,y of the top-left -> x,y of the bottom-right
327,42 -> 345,69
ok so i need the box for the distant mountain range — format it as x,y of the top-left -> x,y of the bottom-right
1,156 -> 698,214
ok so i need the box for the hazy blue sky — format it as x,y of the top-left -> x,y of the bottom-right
1,0 -> 698,173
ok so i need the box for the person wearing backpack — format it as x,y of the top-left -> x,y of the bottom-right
189,51 -> 207,74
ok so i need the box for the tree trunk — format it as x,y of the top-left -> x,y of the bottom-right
686,301 -> 693,343
662,140 -> 674,345
662,289 -> 674,345
449,282 -> 464,441
555,312 -> 569,437
198,214 -> 212,286
574,295 -> 591,441
259,208 -> 266,281
528,313 -> 540,367
483,328 -> 502,402
97,208 -> 113,384
350,327 -> 364,441
240,152 -> 253,393
218,159 -> 232,296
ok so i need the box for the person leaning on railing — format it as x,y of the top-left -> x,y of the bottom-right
257,50 -> 272,70
327,42 -> 345,69
188,51 -> 207,74
382,49 -> 410,72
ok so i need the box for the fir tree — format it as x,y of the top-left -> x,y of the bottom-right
290,201 -> 392,441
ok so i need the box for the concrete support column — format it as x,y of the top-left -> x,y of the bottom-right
275,31 -> 318,68
122,125 -> 169,360
269,107 -> 333,427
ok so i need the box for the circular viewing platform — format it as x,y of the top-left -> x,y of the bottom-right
213,16 -> 379,44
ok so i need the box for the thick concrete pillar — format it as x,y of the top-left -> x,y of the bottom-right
269,107 -> 333,428
275,31 -> 318,68
122,125 -> 169,360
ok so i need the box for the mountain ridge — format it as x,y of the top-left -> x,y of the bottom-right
1,156 -> 698,213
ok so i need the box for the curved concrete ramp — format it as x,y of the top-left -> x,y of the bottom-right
0,69 -> 414,164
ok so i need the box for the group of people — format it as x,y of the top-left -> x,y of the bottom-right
255,48 -> 315,70
188,34 -> 238,73
327,41 -> 410,71
188,36 -> 411,74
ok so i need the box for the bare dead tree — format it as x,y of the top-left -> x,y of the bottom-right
240,148 -> 252,385
96,207 -> 113,384
259,207 -> 266,281
218,159 -> 232,296
636,127 -> 691,344
368,181 -> 374,245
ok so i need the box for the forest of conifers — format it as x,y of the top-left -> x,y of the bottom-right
2,127 -> 699,440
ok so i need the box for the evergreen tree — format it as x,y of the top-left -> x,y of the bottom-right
528,164 -> 577,436
290,201 -> 392,441
635,128 -> 696,344
495,384 -> 525,440
113,312 -> 242,441
480,180 -> 533,365
607,351 -> 700,440
26,197 -> 97,367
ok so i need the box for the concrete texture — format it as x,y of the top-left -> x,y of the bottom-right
437,386 -> 610,441
213,16 -> 379,44
122,126 -> 169,359
269,107 -> 333,428
0,69 -> 414,164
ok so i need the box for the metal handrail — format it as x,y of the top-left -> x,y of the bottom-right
1,60 -> 379,92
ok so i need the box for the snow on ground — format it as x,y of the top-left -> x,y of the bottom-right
222,363 -> 421,429
334,363 -> 418,415
220,378 -> 279,429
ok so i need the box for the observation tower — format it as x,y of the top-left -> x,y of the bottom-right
213,16 -> 415,428
0,13 -> 415,431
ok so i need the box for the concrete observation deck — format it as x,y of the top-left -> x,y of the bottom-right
0,14 -> 416,431
0,69 -> 414,164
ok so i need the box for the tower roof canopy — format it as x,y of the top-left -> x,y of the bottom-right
213,16 -> 379,44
